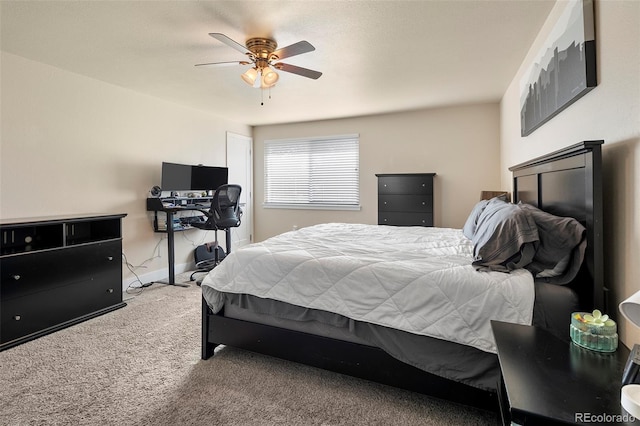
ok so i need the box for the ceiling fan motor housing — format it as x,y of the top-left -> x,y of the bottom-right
245,38 -> 278,61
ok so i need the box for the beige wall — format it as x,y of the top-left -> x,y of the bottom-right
253,103 -> 501,242
500,1 -> 640,345
0,52 -> 251,287
0,52 -> 500,288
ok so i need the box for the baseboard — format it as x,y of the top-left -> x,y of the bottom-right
121,262 -> 195,291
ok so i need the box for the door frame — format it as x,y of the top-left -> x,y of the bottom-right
226,131 -> 253,247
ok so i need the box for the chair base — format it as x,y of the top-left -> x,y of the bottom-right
190,242 -> 227,284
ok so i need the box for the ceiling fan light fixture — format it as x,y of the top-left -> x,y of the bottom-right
241,68 -> 258,86
261,67 -> 279,87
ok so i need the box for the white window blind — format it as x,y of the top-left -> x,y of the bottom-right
264,134 -> 360,210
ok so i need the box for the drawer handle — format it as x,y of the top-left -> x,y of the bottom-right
422,201 -> 426,205
384,201 -> 387,205
422,183 -> 425,187
107,256 -> 114,261
12,274 -> 21,281
107,288 -> 114,293
14,315 -> 21,321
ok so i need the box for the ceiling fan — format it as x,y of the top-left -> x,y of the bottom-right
196,33 -> 322,89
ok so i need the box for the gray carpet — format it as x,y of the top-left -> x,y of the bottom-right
0,273 -> 496,425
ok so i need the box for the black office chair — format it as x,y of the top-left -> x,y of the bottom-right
189,184 -> 242,283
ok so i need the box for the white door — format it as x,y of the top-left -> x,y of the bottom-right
226,132 -> 253,248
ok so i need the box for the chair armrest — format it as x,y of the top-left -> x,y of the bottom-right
194,208 -> 212,217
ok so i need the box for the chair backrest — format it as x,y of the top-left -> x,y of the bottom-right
211,184 -> 242,229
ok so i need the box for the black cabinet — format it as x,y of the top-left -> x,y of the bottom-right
1,214 -> 127,351
376,173 -> 435,226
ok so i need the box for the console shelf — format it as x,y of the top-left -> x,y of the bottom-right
0,213 -> 127,351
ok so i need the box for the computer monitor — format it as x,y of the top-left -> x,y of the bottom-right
161,162 -> 228,193
191,164 -> 228,192
161,162 -> 192,192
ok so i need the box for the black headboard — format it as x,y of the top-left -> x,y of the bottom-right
509,141 -> 604,311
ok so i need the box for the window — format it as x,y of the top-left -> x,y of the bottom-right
264,134 -> 360,210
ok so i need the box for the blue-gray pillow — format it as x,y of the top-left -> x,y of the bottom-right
462,199 -> 489,239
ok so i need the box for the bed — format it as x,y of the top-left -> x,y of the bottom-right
200,140 -> 604,411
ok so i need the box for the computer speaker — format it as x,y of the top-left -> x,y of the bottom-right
149,186 -> 162,197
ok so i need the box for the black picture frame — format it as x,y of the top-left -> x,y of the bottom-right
520,0 -> 597,137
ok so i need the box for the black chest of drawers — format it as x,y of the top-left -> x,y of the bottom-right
376,173 -> 435,227
1,214 -> 127,351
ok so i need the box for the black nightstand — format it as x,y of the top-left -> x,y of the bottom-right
491,321 -> 638,425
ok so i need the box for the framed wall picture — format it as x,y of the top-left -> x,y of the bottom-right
520,0 -> 596,137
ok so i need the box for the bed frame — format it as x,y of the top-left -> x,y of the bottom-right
201,140 -> 604,412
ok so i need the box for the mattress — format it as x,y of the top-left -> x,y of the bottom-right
201,223 -> 535,354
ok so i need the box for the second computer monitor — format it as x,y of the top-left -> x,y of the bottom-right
191,164 -> 228,192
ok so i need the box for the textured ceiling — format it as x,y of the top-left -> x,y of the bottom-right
0,0 -> 555,126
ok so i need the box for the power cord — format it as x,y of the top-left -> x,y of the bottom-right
122,237 -> 165,295
122,252 -> 146,295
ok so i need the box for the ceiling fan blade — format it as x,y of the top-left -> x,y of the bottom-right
195,60 -> 250,67
275,63 -> 322,80
209,33 -> 251,55
271,40 -> 315,60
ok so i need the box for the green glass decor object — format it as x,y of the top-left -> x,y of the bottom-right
570,310 -> 618,353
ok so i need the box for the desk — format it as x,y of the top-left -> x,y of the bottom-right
147,197 -> 211,286
492,321 -> 636,425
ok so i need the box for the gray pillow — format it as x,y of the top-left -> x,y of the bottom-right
471,198 -> 539,272
536,254 -> 571,278
518,203 -> 586,285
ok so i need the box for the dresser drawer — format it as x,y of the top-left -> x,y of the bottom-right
1,272 -> 122,344
379,212 -> 433,227
1,240 -> 121,301
378,195 -> 433,213
378,175 -> 433,195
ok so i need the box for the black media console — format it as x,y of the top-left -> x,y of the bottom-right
0,213 -> 127,351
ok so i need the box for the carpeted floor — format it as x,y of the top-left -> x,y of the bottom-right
0,273 -> 496,425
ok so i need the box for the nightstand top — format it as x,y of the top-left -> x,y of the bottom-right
492,321 -> 636,425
